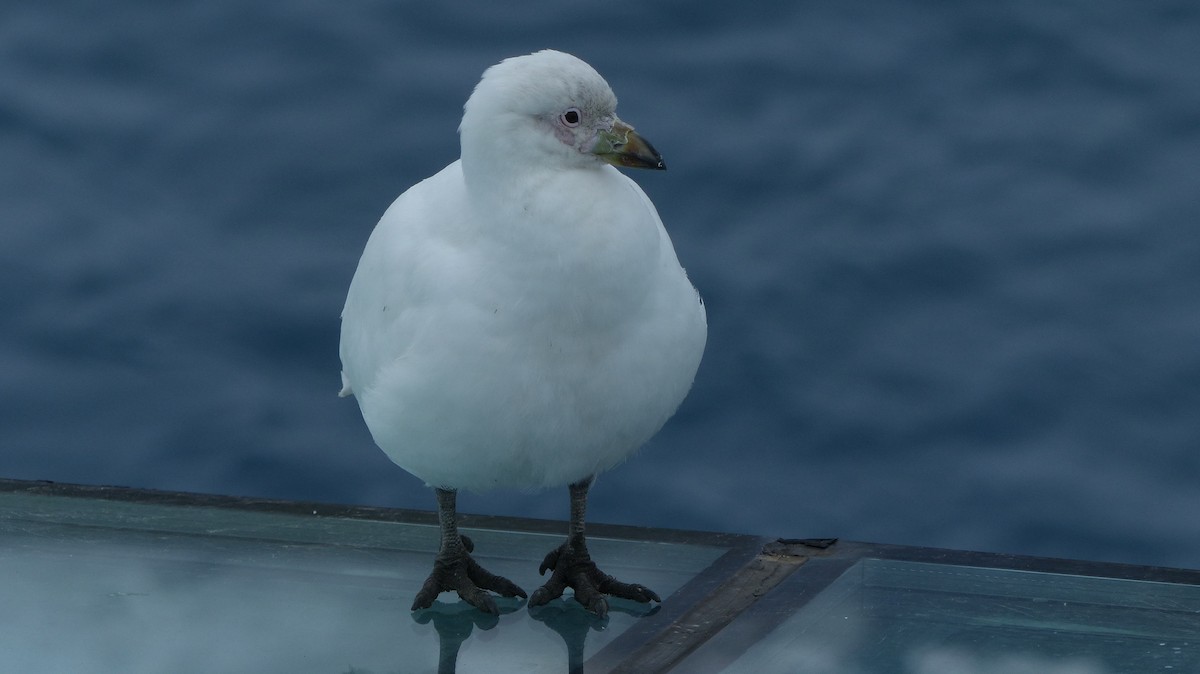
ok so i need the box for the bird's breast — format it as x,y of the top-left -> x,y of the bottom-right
464,175 -> 664,334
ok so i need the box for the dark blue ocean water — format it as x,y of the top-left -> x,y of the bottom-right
2,1 -> 1198,569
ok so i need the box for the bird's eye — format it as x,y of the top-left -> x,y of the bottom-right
560,108 -> 581,127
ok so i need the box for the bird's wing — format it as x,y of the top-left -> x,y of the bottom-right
338,161 -> 469,399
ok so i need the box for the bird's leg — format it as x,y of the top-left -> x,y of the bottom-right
529,476 -> 661,617
412,488 -> 527,614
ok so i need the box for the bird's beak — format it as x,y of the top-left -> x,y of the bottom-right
591,119 -> 666,170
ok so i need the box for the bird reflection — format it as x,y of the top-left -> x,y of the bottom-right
412,598 -> 523,673
411,598 -> 658,673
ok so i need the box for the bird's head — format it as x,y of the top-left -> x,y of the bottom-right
459,50 -> 665,176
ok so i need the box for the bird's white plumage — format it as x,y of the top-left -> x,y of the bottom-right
339,50 -> 706,491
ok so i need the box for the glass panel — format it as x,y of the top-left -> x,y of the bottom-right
0,491 -> 727,674
684,558 -> 1200,674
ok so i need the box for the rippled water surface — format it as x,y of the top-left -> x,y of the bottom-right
2,1 -> 1198,568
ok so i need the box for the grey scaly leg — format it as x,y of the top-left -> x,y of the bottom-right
528,477 -> 661,617
411,488 -> 527,614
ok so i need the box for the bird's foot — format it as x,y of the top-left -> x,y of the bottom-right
528,538 -> 660,618
412,535 -> 527,614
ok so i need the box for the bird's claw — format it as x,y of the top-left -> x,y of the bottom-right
537,546 -> 561,575
529,541 -> 660,618
600,578 -> 661,604
411,548 -> 527,614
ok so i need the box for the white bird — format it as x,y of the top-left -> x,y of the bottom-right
339,49 -> 706,616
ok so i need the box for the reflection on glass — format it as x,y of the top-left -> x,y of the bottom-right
0,490 -> 724,674
704,558 -> 1200,674
412,600 -> 516,674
